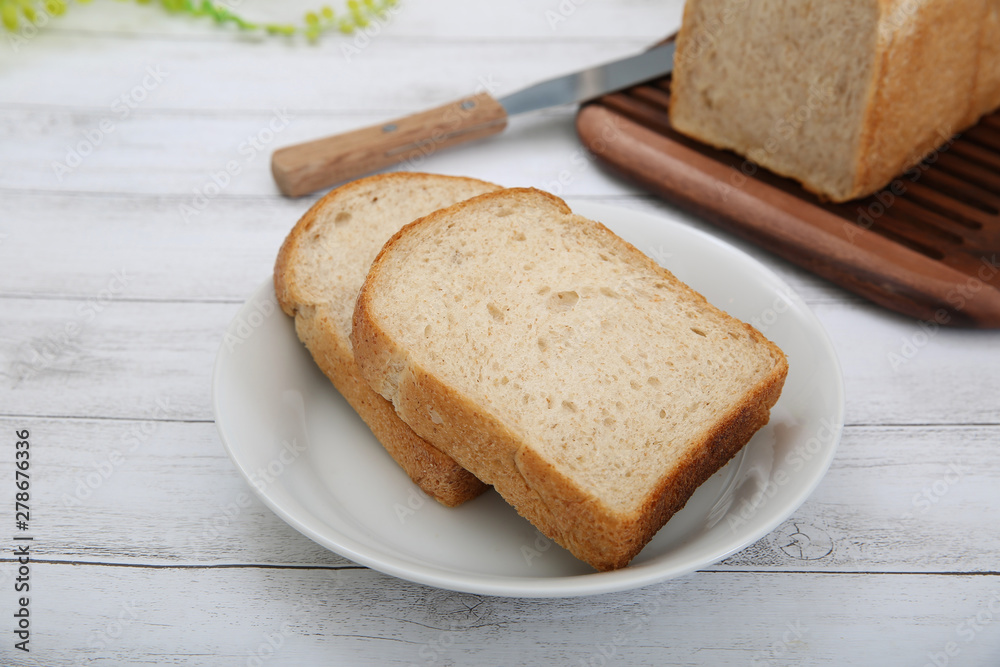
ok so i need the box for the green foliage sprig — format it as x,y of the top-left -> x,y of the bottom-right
1,0 -> 399,42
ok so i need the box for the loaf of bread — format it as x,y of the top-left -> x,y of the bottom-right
976,1 -> 1000,119
669,0 -> 1000,202
352,188 -> 788,570
274,173 -> 498,506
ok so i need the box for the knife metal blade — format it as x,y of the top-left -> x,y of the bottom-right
499,41 -> 676,117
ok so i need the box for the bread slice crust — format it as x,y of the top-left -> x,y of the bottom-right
352,188 -> 788,570
275,172 -> 497,506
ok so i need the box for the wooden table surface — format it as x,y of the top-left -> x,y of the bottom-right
2,1 -> 999,665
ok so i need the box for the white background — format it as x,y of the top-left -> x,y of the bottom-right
1,0 -> 999,665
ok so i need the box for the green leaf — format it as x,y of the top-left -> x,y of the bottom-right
2,4 -> 19,31
0,0 -> 401,42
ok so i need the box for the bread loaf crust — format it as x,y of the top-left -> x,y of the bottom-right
971,1 -> 1000,121
275,173 -> 494,506
853,0 -> 987,199
353,188 -> 788,570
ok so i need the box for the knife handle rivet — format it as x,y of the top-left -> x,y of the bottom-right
382,123 -> 398,133
460,100 -> 476,110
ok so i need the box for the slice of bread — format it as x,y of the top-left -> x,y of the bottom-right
668,0 -> 1000,202
352,188 -> 788,570
275,172 -> 499,506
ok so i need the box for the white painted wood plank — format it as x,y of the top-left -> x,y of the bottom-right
0,191 -> 852,306
720,424 -> 1000,572
2,36 -> 658,111
812,302 -> 1000,426
0,107 -> 642,196
13,0 -> 683,41
1,415 -> 997,571
0,416 -> 350,567
0,192 -> 303,301
3,298 -> 996,425
2,565 -> 998,666
0,9 -> 673,205
0,298 -> 227,421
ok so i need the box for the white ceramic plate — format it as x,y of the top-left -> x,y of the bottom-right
212,201 -> 844,597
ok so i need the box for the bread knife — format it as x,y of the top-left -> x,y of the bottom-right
271,42 -> 676,196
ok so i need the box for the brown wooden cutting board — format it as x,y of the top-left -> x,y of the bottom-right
576,67 -> 1000,327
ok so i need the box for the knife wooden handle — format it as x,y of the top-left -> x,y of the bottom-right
272,92 -> 508,197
